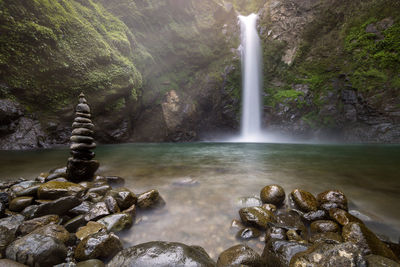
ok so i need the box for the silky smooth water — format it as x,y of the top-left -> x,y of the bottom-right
1,143 -> 400,258
239,14 -> 263,141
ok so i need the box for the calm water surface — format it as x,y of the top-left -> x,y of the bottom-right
1,143 -> 399,258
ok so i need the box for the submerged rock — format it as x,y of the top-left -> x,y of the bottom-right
260,184 -> 286,206
75,230 -> 122,261
290,242 -> 366,266
6,234 -> 67,266
108,241 -> 215,267
236,196 -> 263,208
290,189 -> 318,212
217,244 -> 263,267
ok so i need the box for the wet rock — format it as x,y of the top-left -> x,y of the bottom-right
122,204 -> 136,218
342,222 -> 398,261
6,234 -> 67,266
287,230 -> 303,242
31,224 -> 70,244
137,189 -> 165,209
10,181 -> 38,194
236,227 -> 262,240
0,259 -> 29,267
38,181 -> 85,200
83,192 -> 102,203
97,213 -> 133,232
84,202 -> 110,221
104,176 -> 125,187
239,206 -> 276,229
290,189 -> 318,212
330,208 -> 364,226
87,185 -> 111,196
69,201 -> 92,216
9,196 -> 33,212
76,259 -> 105,267
0,192 -> 9,206
217,244 -> 263,267
15,185 -> 40,197
67,158 -> 99,183
260,185 -> 286,206
107,188 -> 137,210
273,210 -> 306,235
365,255 -> 400,267
75,230 -> 122,261
236,196 -> 263,208
18,214 -> 59,235
0,216 -> 25,256
108,241 -> 215,267
302,209 -> 328,222
261,239 -> 309,267
103,196 -> 120,214
34,196 -> 82,217
317,190 -> 348,211
64,215 -> 87,233
0,202 -> 4,218
262,203 -> 277,213
309,232 -> 343,244
76,221 -> 106,241
290,242 -> 366,266
310,220 -> 340,234
20,205 -> 39,219
46,171 -> 67,181
266,227 -> 287,242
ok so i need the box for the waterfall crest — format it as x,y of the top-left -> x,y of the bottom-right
239,14 -> 263,142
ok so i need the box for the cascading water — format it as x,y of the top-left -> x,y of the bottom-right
239,13 -> 263,142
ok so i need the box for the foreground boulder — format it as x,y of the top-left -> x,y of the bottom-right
107,241 -> 215,267
290,189 -> 318,212
317,190 -> 348,211
6,234 -> 67,266
37,181 -> 85,200
217,244 -> 263,267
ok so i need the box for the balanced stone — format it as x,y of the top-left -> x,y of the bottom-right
74,117 -> 92,123
67,93 -> 99,182
72,128 -> 93,136
76,112 -> 91,118
72,122 -> 94,130
70,136 -> 94,144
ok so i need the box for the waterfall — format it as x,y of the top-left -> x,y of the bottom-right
239,13 -> 263,142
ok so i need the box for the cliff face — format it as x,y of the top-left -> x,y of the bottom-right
0,0 -> 240,148
258,0 -> 400,142
0,0 -> 399,149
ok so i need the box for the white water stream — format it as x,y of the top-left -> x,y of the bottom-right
239,14 -> 264,142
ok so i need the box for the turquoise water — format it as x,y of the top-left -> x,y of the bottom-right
1,143 -> 399,258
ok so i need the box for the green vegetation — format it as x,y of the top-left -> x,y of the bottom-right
259,0 -> 400,127
0,0 -> 142,112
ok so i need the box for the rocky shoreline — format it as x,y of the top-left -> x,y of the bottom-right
0,178 -> 399,266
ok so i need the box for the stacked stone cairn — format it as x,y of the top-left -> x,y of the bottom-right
67,93 -> 99,182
